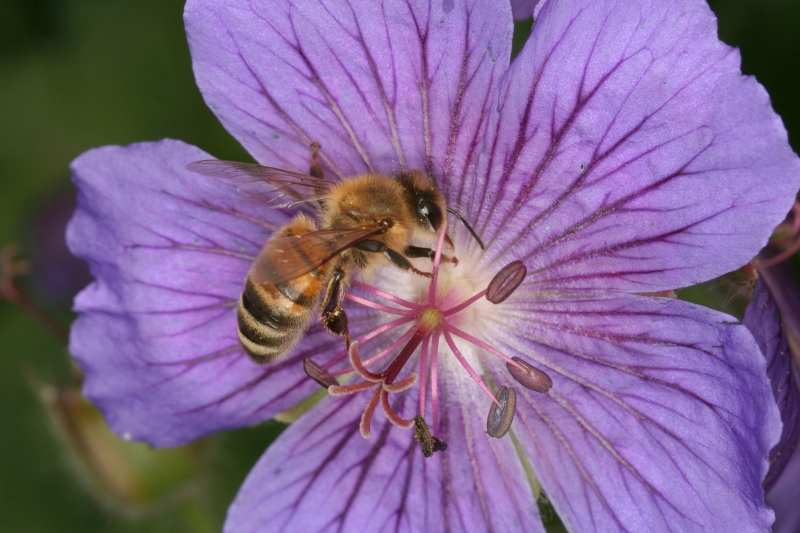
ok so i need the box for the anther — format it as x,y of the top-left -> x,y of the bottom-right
506,357 -> 553,393
414,415 -> 446,457
486,261 -> 527,304
486,386 -> 516,438
303,357 -> 339,389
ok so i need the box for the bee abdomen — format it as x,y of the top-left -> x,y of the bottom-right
237,277 -> 314,364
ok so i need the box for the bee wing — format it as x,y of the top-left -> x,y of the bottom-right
250,225 -> 385,285
186,160 -> 332,208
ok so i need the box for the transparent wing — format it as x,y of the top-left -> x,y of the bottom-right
186,160 -> 332,208
250,225 -> 385,285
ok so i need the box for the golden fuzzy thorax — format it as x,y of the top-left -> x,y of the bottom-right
323,173 -> 419,272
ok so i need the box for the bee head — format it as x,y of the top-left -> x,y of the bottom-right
397,171 -> 445,233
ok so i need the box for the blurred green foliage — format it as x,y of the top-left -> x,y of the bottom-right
0,0 -> 798,531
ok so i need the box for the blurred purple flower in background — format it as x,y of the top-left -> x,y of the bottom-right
747,255 -> 800,533
66,0 -> 800,531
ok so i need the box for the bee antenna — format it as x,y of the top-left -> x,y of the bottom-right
446,207 -> 485,250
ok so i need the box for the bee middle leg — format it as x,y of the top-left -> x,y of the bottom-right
309,141 -> 324,180
320,269 -> 350,347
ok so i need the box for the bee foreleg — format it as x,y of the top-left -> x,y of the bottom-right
384,248 -> 434,279
403,245 -> 458,266
320,269 -> 350,346
353,241 -> 440,278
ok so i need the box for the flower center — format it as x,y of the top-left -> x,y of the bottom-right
302,221 -> 553,457
419,308 -> 441,330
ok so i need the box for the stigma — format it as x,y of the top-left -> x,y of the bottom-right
303,221 -> 552,457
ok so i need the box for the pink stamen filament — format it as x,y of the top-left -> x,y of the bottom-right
443,322 -> 528,374
361,326 -> 418,368
442,289 -> 488,317
382,327 -> 429,385
428,220 -> 448,306
327,325 -> 417,378
351,280 -> 423,309
322,315 -> 414,370
345,293 -> 414,316
442,329 -> 501,407
430,333 -> 441,434
418,336 -> 430,420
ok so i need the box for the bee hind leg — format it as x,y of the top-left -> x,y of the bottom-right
320,269 -> 350,348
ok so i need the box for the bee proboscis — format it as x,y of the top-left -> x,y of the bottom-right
187,144 -> 483,364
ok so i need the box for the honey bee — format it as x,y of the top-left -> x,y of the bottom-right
187,143 -> 483,364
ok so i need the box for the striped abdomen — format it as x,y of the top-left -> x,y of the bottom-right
237,272 -> 325,363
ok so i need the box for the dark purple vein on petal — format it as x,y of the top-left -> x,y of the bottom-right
491,42 -> 736,261
223,23 -> 350,179
443,10 -> 474,198
474,8 -> 587,235
450,7 -> 505,224
162,194 -> 284,232
174,314 -> 382,418
282,7 -> 377,173
126,278 -> 237,304
389,440 -> 417,533
452,374 -> 495,533
523,398 -> 629,532
492,313 -> 753,436
440,376 -> 469,533
408,1 -> 433,175
330,419 -> 394,533
531,386 -> 705,528
482,38 -> 641,246
523,209 -> 718,283
345,1 -> 407,169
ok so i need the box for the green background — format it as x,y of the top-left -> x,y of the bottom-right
0,0 -> 797,531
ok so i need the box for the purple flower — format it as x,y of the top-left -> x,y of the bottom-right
67,0 -> 800,531
749,259 -> 800,533
744,279 -> 800,492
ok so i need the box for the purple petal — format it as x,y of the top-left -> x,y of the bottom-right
744,281 -> 800,490
225,378 -> 544,533
758,248 -> 800,345
67,140 -> 341,446
185,0 -> 511,200
485,293 -> 779,531
767,440 -> 800,533
472,0 -> 800,292
510,0 -> 541,21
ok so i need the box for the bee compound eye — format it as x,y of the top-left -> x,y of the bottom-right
418,198 -> 443,231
